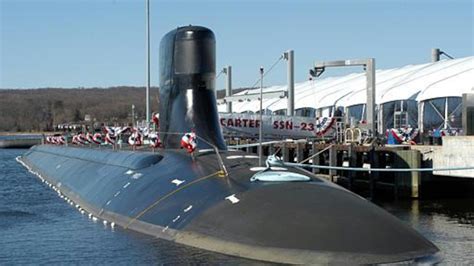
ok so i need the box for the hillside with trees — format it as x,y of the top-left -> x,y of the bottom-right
0,87 -> 159,132
0,86 -> 249,132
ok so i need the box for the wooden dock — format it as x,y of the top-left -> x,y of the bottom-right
228,139 -> 437,199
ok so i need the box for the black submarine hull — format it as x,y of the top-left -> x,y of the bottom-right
19,145 -> 438,264
18,25 -> 438,263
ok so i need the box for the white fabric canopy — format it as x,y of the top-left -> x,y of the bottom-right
218,56 -> 474,113
417,64 -> 474,101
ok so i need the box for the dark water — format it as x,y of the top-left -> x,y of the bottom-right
1,149 -> 473,264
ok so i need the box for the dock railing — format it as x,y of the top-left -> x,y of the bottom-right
46,131 -> 229,177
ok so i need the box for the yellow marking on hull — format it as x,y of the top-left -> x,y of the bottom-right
125,171 -> 222,229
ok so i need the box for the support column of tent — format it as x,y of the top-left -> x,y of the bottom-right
378,104 -> 384,134
444,97 -> 449,129
366,58 -> 376,136
418,102 -> 424,135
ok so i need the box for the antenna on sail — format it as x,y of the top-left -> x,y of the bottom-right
145,0 -> 151,130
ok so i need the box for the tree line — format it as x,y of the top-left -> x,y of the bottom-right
0,87 -> 159,132
0,86 -> 251,132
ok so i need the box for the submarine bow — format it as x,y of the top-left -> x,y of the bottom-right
159,26 -> 226,150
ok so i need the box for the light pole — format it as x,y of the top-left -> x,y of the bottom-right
132,104 -> 136,127
283,50 -> 294,116
259,66 -> 264,166
145,0 -> 151,130
224,66 -> 232,113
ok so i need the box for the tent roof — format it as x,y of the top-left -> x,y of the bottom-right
218,56 -> 474,113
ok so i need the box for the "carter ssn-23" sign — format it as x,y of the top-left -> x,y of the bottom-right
218,113 -> 335,138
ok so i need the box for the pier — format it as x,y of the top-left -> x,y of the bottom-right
0,135 -> 43,149
214,51 -> 474,201
227,136 -> 474,200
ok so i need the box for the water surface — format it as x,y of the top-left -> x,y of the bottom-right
1,149 -> 473,264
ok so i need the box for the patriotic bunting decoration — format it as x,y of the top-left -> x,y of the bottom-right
44,125 -> 165,147
92,133 -> 103,144
86,132 -> 94,143
387,127 -> 419,144
141,127 -> 151,139
103,126 -> 115,135
78,133 -> 89,144
128,130 -> 143,146
45,135 -> 66,145
71,134 -> 82,145
115,126 -> 131,135
105,133 -> 116,145
438,129 -> 460,136
103,126 -> 118,145
181,132 -> 197,153
314,117 -> 335,136
148,132 -> 162,148
152,113 -> 159,127
57,136 -> 66,145
45,124 -> 164,148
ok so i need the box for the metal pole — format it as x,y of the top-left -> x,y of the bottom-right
225,66 -> 232,113
312,58 -> 376,134
259,67 -> 264,166
444,97 -> 449,129
145,0 -> 151,129
132,104 -> 135,127
366,58 -> 376,136
378,105 -> 383,134
418,101 -> 424,135
285,50 -> 295,116
431,48 -> 440,62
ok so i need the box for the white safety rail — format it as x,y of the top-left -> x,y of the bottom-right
281,162 -> 474,173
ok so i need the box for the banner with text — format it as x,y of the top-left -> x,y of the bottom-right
219,113 -> 336,138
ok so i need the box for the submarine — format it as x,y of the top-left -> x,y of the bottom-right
18,26 -> 439,264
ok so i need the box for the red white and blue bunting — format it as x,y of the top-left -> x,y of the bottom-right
387,127 -> 419,144
45,135 -> 66,145
314,117 -> 336,137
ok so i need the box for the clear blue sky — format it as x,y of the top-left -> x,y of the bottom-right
1,0 -> 473,89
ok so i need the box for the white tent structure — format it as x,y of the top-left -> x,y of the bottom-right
218,56 -> 474,134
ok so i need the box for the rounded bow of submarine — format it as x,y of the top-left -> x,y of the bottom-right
179,182 -> 439,264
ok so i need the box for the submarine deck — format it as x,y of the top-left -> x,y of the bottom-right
18,145 -> 438,264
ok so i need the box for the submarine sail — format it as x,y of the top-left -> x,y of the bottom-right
159,26 -> 226,150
